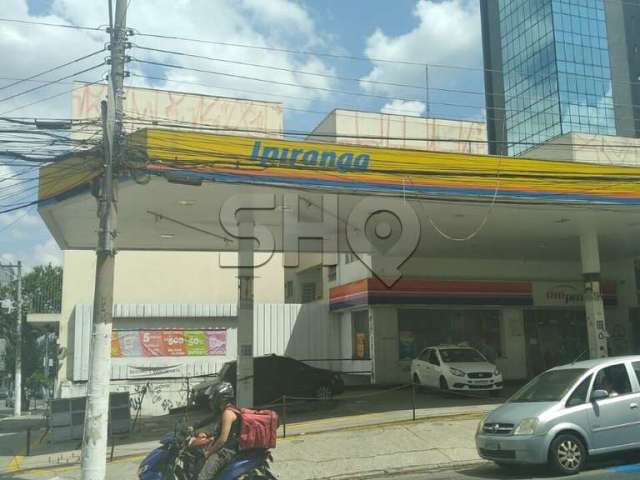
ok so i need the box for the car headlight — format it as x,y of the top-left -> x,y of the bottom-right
494,368 -> 501,376
449,367 -> 466,377
476,415 -> 488,434
513,417 -> 538,435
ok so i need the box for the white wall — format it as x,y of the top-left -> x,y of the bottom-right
58,250 -> 285,383
308,110 -> 487,154
525,132 -> 640,166
72,83 -> 284,141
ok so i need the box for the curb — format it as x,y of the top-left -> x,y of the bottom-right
280,410 -> 486,439
309,460 -> 488,480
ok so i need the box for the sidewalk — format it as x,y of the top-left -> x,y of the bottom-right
1,403 -> 491,479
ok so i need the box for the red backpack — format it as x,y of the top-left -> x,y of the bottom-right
229,407 -> 278,450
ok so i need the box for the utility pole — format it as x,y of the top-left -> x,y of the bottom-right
15,262 -> 22,417
1,261 -> 23,416
79,1 -> 127,479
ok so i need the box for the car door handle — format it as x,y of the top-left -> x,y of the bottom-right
630,403 -> 638,409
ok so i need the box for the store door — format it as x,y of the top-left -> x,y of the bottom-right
524,309 -> 588,378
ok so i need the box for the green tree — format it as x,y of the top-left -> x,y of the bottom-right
0,264 -> 62,404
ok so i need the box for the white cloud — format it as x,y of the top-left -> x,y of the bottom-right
0,0 -> 337,265
360,0 -> 482,113
240,0 -> 316,40
31,238 -> 63,267
381,100 -> 426,116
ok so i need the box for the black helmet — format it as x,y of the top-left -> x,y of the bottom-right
206,382 -> 235,410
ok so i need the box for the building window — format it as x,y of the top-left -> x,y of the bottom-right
352,310 -> 370,360
285,281 -> 294,300
301,282 -> 317,303
328,265 -> 336,282
398,309 -> 501,361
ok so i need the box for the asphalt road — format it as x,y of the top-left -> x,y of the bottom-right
7,453 -> 640,480
392,456 -> 640,480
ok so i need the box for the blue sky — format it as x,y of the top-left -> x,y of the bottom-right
0,0 -> 485,269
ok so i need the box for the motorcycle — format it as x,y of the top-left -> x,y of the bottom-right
138,424 -> 277,480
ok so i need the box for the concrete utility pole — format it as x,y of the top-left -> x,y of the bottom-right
15,261 -> 22,417
79,1 -> 127,479
1,261 -> 23,416
236,215 -> 255,407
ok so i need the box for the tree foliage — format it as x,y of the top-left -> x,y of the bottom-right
0,264 -> 62,386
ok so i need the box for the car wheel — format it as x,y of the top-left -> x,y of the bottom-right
549,433 -> 586,475
315,384 -> 333,401
439,376 -> 449,392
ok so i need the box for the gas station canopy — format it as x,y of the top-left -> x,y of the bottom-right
38,129 -> 640,261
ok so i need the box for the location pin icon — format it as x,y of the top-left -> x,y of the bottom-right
346,197 -> 420,287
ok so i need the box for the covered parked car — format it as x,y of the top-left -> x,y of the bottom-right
191,354 -> 345,409
476,355 -> 640,475
411,345 -> 503,395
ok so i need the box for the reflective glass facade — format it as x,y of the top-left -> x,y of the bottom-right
498,0 -> 615,155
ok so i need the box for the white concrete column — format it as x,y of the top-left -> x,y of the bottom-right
580,232 -> 608,358
369,307 -> 399,384
236,216 -> 254,407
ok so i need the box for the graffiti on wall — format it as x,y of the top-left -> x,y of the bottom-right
129,377 -> 192,416
71,83 -> 283,140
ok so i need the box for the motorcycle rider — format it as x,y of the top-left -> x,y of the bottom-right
197,382 -> 241,480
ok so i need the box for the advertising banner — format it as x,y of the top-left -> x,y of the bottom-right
184,330 -> 208,356
111,329 -> 227,357
206,330 -> 226,355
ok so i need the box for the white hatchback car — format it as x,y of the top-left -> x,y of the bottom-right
411,345 -> 503,395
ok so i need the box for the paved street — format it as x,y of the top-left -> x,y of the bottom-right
5,451 -> 640,480
396,465 -> 640,480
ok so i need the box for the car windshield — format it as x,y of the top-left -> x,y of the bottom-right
510,368 -> 588,403
439,348 -> 485,363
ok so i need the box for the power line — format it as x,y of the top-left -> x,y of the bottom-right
131,58 -> 491,112
0,78 -> 106,116
0,49 -> 105,93
0,63 -> 105,105
133,45 -> 428,91
121,114 -> 640,152
0,17 -> 103,32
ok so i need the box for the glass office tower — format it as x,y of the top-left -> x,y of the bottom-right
481,0 -> 640,156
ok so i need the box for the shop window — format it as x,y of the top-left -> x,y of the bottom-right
398,309 -> 502,361
285,281 -> 294,300
352,310 -> 370,360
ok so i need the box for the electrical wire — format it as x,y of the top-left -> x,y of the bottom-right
0,49 -> 105,93
0,63 -> 105,105
121,114 -> 640,154
0,17 -> 103,32
0,207 -> 35,236
0,78 -> 106,116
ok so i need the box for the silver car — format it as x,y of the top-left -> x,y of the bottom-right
475,355 -> 640,475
